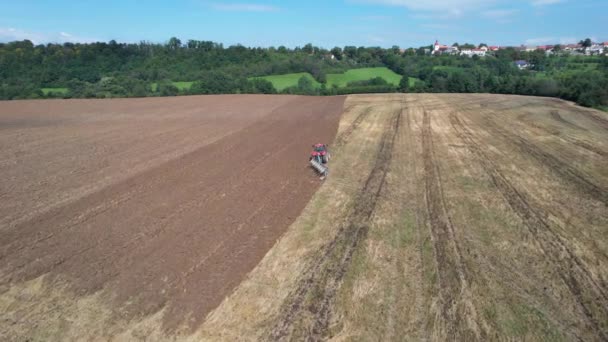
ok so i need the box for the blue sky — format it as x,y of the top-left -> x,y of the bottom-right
0,0 -> 606,48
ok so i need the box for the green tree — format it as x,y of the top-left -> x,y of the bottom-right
343,46 -> 357,59
248,79 -> 276,94
579,38 -> 592,48
296,76 -> 316,95
302,43 -> 314,54
167,37 -> 182,50
157,83 -> 179,96
331,47 -> 343,60
404,48 -> 416,56
399,76 -> 410,92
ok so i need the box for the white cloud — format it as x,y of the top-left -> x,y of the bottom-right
409,9 -> 465,19
420,23 -> 453,30
531,0 -> 564,6
0,27 -> 44,43
366,34 -> 387,43
353,0 -> 564,18
525,36 -> 594,46
482,9 -> 518,18
211,3 -> 280,12
352,0 -> 491,12
367,0 -> 564,8
558,37 -> 577,44
357,15 -> 393,20
481,8 -> 518,23
0,27 -> 100,44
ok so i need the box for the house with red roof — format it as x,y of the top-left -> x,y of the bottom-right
563,43 -> 582,51
432,40 -> 459,55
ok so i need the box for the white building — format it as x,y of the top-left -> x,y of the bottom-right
514,60 -> 530,70
460,48 -> 486,57
586,44 -> 604,55
563,44 -> 581,51
433,40 -> 450,55
445,46 -> 459,55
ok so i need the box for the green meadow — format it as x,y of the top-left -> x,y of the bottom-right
41,88 -> 68,95
252,67 -> 404,91
326,67 -> 402,87
251,72 -> 321,91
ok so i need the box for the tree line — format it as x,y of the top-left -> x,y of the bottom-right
0,38 -> 606,109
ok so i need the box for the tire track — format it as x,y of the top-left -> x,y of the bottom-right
333,106 -> 372,147
568,138 -> 608,157
268,108 -> 401,341
382,96 -> 427,341
449,111 -> 608,340
420,107 -> 487,340
481,115 -> 608,205
549,110 -> 588,131
512,112 -> 606,158
573,107 -> 608,131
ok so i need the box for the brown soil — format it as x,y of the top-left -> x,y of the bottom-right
0,95 -> 345,336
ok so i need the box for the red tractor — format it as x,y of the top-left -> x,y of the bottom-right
310,143 -> 330,164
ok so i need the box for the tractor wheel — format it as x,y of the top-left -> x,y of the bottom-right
322,155 -> 328,164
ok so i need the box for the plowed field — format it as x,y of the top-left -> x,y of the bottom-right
0,95 -> 345,340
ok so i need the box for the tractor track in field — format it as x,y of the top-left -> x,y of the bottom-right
569,138 -> 608,157
420,108 -> 488,340
268,108 -> 401,341
333,106 -> 372,148
574,107 -> 608,131
480,115 -> 608,205
449,111 -> 608,340
382,96 -> 427,341
549,110 -> 588,131
514,112 -> 607,158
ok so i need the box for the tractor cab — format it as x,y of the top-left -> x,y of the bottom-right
313,144 -> 328,155
310,144 -> 330,164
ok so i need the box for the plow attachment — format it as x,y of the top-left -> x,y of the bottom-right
310,159 -> 328,179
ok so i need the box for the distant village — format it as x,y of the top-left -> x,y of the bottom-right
428,40 -> 608,59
